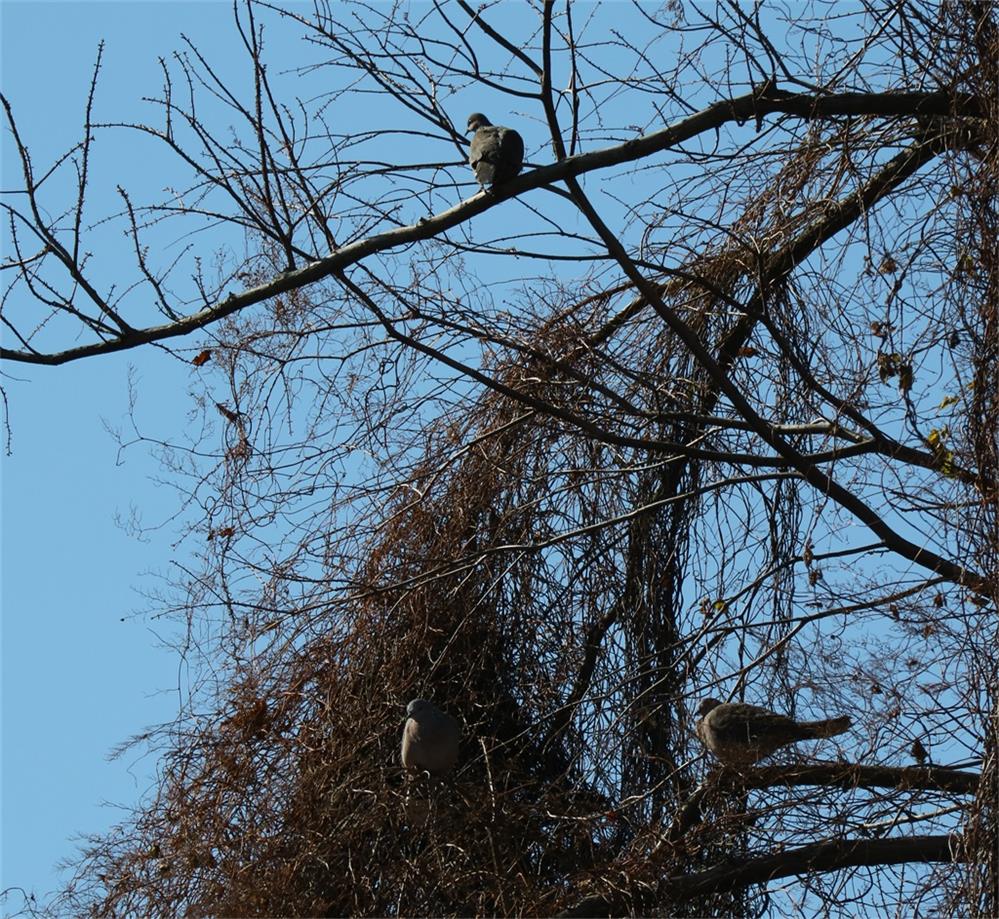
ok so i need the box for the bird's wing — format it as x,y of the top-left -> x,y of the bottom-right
711,703 -> 800,743
401,718 -> 421,768
500,128 -> 524,168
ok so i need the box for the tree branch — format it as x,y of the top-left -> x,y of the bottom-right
561,834 -> 962,917
561,126 -> 990,593
667,762 -> 980,842
2,88 -> 984,365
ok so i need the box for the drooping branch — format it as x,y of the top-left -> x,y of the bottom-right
561,130 -> 991,593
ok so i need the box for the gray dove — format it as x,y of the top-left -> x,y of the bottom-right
695,697 -> 851,765
466,112 -> 524,189
401,698 -> 460,777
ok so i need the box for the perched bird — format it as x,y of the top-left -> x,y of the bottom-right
466,113 -> 524,189
695,697 -> 851,765
401,698 -> 460,777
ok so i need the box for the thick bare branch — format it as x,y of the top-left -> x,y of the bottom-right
1,87 -> 984,365
562,834 -> 962,916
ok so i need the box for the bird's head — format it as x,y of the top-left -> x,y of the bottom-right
466,112 -> 492,133
695,697 -> 723,718
406,698 -> 434,718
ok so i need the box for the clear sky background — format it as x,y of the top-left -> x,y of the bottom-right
1,3 -> 241,908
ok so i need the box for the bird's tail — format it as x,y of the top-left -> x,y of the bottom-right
800,715 -> 852,738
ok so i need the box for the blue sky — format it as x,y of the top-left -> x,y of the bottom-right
1,3 -> 237,906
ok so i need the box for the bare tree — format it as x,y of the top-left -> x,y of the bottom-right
4,1 -> 997,916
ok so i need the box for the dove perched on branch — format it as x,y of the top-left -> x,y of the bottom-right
401,699 -> 460,777
466,113 -> 524,189
695,698 -> 851,765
